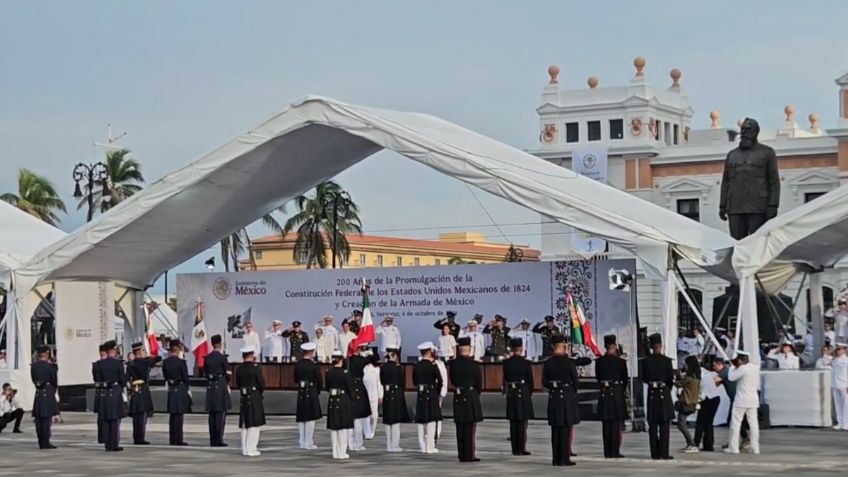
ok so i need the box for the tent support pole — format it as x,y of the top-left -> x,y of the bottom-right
808,271 -> 825,362
754,274 -> 787,338
670,271 -> 729,362
714,292 -> 733,332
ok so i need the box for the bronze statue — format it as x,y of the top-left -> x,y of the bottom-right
719,118 -> 780,239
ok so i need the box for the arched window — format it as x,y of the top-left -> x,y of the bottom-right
678,289 -> 703,333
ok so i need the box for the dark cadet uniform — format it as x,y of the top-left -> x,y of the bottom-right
99,354 -> 127,451
448,347 -> 483,462
595,335 -> 628,458
640,334 -> 675,460
127,350 -> 162,444
203,345 -> 232,447
482,319 -> 511,361
92,351 -> 105,444
533,317 -> 562,358
282,324 -> 309,361
413,359 -> 442,424
236,362 -> 266,429
325,367 -> 354,430
347,354 -> 372,419
31,354 -> 59,449
162,350 -> 191,445
294,357 -> 323,423
433,315 -> 461,339
502,342 -> 534,455
380,359 -> 410,425
542,339 -> 579,466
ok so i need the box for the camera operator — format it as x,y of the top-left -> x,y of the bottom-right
0,384 -> 24,433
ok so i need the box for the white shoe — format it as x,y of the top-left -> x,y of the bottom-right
309,445 -> 319,450
751,449 -> 760,455
723,448 -> 739,454
341,454 -> 350,459
247,451 -> 261,457
427,448 -> 439,454
395,447 -> 404,453
683,446 -> 699,454
834,425 -> 842,430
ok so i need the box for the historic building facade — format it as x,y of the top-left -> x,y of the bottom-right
244,232 -> 540,270
533,58 -> 848,334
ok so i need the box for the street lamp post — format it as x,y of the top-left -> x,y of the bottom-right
72,162 -> 110,222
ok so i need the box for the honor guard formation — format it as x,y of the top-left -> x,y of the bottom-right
22,320 -> 848,465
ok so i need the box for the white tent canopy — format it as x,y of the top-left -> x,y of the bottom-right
15,96 -> 736,294
0,201 -> 66,285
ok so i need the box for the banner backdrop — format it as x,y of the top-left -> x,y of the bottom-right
177,259 -> 636,372
55,281 -> 113,385
571,148 -> 609,254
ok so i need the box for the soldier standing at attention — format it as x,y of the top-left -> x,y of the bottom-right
162,339 -> 191,446
413,342 -> 442,454
237,346 -> 266,457
92,343 -> 107,444
294,342 -> 322,450
483,315 -> 511,362
127,341 -> 162,445
595,335 -> 628,458
543,335 -> 579,466
283,321 -> 309,362
325,350 -> 353,460
203,334 -> 231,447
641,333 -> 675,460
533,315 -> 562,359
380,347 -> 409,452
99,340 -> 127,452
31,345 -> 58,450
503,337 -> 534,456
449,337 -> 483,462
347,343 -> 372,451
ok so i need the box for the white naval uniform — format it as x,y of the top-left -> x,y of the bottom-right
815,355 -> 833,370
831,355 -> 848,430
508,329 -> 537,361
434,358 -> 448,441
459,330 -> 485,361
242,331 -> 262,362
315,335 -> 333,363
320,324 -> 340,350
264,329 -> 285,362
766,349 -> 800,370
726,362 -> 761,454
376,324 -> 402,357
363,363 -> 383,439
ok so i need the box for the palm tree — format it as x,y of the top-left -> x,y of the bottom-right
1,169 -> 67,226
76,149 -> 145,216
219,206 -> 286,272
283,181 -> 362,269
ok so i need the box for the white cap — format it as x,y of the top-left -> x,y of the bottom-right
240,346 -> 255,354
301,342 -> 316,352
272,319 -> 282,325
735,350 -> 750,357
417,341 -> 435,351
331,350 -> 344,358
836,342 -> 848,348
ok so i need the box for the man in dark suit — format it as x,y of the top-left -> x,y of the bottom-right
640,333 -> 675,460
503,337 -> 534,455
595,334 -> 628,458
449,337 -> 483,462
99,340 -> 127,452
31,345 -> 58,449
162,339 -> 191,446
127,341 -> 161,445
203,334 -> 231,447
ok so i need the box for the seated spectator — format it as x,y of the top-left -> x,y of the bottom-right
0,384 -> 24,433
767,342 -> 800,370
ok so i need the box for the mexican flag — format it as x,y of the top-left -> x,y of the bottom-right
191,300 -> 210,368
568,292 -> 601,356
143,302 -> 159,356
347,284 -> 375,356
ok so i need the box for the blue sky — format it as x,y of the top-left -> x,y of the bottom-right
1,1 -> 847,293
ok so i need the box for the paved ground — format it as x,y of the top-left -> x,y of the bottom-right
0,413 -> 845,476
